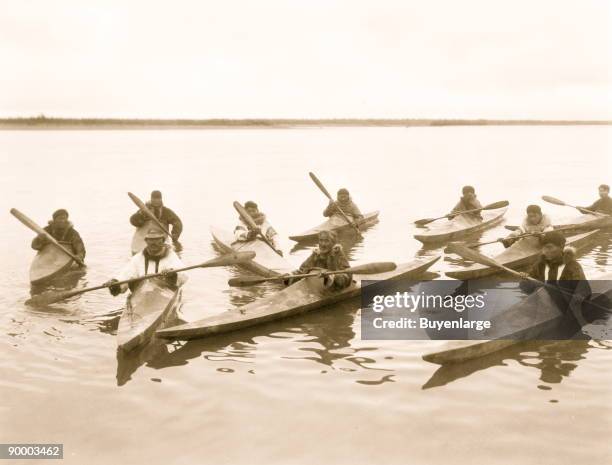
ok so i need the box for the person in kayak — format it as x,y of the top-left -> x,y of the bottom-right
323,188 -> 364,222
501,205 -> 554,248
285,230 -> 352,291
105,228 -> 187,295
448,186 -> 483,220
130,190 -> 183,242
31,209 -> 86,262
579,184 -> 612,215
234,201 -> 282,255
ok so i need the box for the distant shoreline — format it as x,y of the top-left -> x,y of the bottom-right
1,117 -> 610,130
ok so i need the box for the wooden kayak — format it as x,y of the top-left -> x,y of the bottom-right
211,226 -> 293,277
289,211 -> 380,242
157,255 -> 440,340
30,243 -> 75,285
446,230 -> 599,280
422,275 -> 612,365
506,213 -> 612,234
414,208 -> 507,244
117,279 -> 182,352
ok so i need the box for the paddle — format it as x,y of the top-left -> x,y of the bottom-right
228,261 -> 397,287
27,251 -> 256,306
309,172 -> 361,235
10,208 -> 86,267
542,195 -> 608,217
414,200 -> 509,226
127,192 -> 174,238
462,226 -> 578,249
505,225 -> 520,231
446,242 -> 610,315
233,201 -> 283,257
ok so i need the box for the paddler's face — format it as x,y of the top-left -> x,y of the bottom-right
527,212 -> 542,224
542,243 -> 562,261
151,198 -> 163,208
599,187 -> 609,199
319,235 -> 333,253
145,237 -> 164,255
53,215 -> 69,230
464,192 -> 476,202
246,206 -> 258,218
337,192 -> 349,203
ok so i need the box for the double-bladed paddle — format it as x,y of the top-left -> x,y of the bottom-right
27,251 -> 256,306
10,208 -> 86,267
309,172 -> 362,235
128,192 -> 174,238
228,261 -> 397,287
233,201 -> 283,257
461,225 -> 578,249
542,195 -> 608,217
414,200 -> 509,226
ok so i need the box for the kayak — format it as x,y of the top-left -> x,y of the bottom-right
211,226 -> 292,277
445,229 -> 599,280
117,279 -> 182,352
157,255 -> 440,340
30,243 -> 75,285
414,208 -> 507,244
131,221 -> 172,255
506,213 -> 612,234
289,211 -> 380,242
422,275 -> 612,365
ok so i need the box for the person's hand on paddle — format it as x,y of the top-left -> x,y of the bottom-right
160,268 -> 178,286
322,273 -> 336,288
518,272 -> 530,280
246,228 -> 260,241
104,279 -> 122,296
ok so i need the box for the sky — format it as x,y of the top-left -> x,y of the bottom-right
1,0 -> 610,119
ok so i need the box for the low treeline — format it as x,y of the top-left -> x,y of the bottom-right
0,116 -> 610,129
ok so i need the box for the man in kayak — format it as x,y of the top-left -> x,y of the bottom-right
31,209 -> 86,262
501,205 -> 553,248
234,201 -> 283,255
130,190 -> 183,242
286,230 -> 352,291
105,228 -> 187,295
449,186 -> 483,220
580,184 -> 612,215
323,188 -> 364,222
518,231 -> 611,328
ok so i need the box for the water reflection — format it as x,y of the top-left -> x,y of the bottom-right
421,335 -> 608,390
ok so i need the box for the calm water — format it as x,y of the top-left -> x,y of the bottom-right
1,126 -> 611,465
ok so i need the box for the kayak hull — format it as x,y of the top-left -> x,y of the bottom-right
117,279 -> 181,352
211,226 -> 292,277
29,244 -> 75,285
446,230 -> 599,280
423,275 -> 612,364
157,255 -> 440,340
414,208 -> 507,244
289,211 -> 380,242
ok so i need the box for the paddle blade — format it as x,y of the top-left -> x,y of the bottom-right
309,172 -> 333,200
542,195 -> 566,206
10,208 -> 45,235
347,262 -> 397,275
446,242 -> 501,269
481,200 -> 509,210
200,251 -> 256,268
228,275 -> 272,287
26,289 -> 75,306
233,201 -> 258,229
414,217 -> 436,226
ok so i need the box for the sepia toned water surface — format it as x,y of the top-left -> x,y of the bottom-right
1,126 -> 611,464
